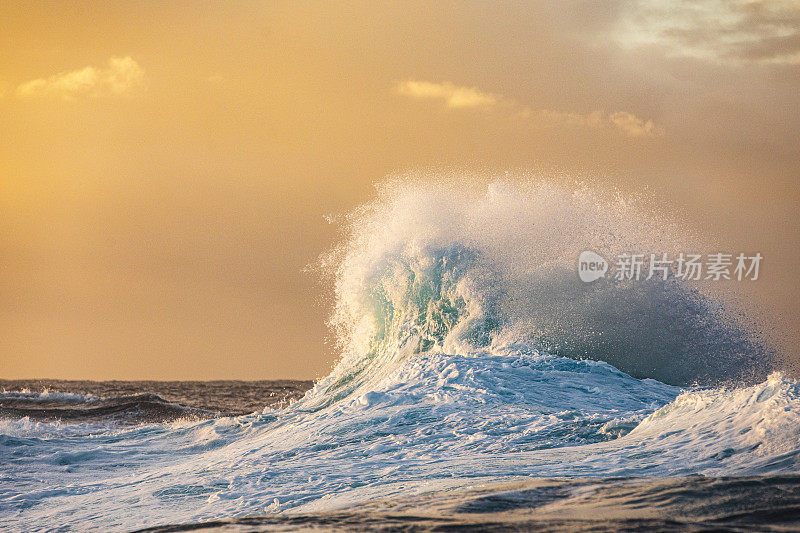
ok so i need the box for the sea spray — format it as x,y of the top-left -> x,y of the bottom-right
307,179 -> 774,411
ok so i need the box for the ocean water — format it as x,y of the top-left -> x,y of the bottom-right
0,380 -> 312,424
2,181 -> 798,531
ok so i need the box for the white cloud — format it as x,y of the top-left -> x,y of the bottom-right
397,80 -> 498,108
538,108 -> 662,137
398,79 -> 662,137
16,57 -> 145,100
608,111 -> 659,137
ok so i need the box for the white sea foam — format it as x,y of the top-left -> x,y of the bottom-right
0,389 -> 99,403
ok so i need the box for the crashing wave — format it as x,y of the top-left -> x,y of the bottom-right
304,180 -> 775,410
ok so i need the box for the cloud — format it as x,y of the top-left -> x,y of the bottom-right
538,108 -> 662,137
537,108 -> 605,129
396,80 -> 498,108
608,111 -> 659,137
616,0 -> 800,65
398,79 -> 661,137
16,56 -> 145,100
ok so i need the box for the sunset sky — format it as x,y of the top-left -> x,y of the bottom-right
2,1 -> 799,380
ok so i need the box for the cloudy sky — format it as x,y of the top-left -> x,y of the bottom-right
1,1 -> 798,379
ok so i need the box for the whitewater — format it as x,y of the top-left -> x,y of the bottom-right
2,179 -> 798,531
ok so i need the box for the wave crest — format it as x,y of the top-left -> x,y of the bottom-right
311,179 -> 774,406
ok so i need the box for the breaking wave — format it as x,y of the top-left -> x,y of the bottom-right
306,180 -> 775,409
1,178 -> 792,532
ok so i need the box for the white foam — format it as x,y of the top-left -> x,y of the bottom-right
1,389 -> 100,403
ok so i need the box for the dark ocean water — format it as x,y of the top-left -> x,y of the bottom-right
0,379 -> 313,424
137,475 -> 800,532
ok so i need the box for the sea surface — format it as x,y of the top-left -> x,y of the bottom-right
0,380 -> 312,425
2,181 -> 798,531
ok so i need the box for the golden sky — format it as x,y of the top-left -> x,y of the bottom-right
2,1 -> 799,380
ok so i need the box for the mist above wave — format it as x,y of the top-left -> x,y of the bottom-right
312,178 -> 774,405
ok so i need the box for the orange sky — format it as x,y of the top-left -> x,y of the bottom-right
1,1 -> 799,380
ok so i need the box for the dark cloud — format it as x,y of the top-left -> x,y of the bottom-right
620,0 -> 800,64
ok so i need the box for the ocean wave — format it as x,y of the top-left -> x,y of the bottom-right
0,389 -> 100,404
2,354 -> 797,530
1,179 -> 792,531
0,392 -> 217,425
309,180 -> 774,412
